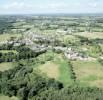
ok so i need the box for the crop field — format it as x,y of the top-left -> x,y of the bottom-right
72,60 -> 103,87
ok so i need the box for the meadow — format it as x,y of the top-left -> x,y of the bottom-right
32,51 -> 73,86
0,62 -> 17,71
0,95 -> 19,100
72,60 -> 103,87
75,32 -> 103,39
0,33 -> 21,42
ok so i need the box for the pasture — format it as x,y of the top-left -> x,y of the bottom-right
0,33 -> 21,42
0,62 -> 16,72
72,60 -> 103,87
0,95 -> 19,100
75,32 -> 103,39
36,51 -> 73,86
39,61 -> 59,79
0,50 -> 18,54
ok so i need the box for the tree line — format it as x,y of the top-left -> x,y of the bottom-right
0,44 -> 46,63
1,64 -> 103,100
0,64 -> 63,100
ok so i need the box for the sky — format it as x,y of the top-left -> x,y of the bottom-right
0,0 -> 103,14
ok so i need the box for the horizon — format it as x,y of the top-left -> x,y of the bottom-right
0,13 -> 103,16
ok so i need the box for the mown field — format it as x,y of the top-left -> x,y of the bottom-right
72,60 -> 103,88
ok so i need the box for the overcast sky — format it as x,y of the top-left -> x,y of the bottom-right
0,0 -> 103,14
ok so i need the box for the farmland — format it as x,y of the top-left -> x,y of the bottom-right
0,62 -> 16,71
0,95 -> 19,100
75,32 -> 103,39
0,15 -> 103,100
72,60 -> 103,87
0,34 -> 21,42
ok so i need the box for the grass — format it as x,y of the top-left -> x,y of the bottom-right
62,35 -> 80,45
0,50 -> 18,54
39,61 -> 59,79
0,62 -> 16,72
75,32 -> 103,39
0,94 -> 19,100
72,60 -> 103,88
57,59 -> 74,86
35,51 -> 73,86
100,44 -> 103,52
0,33 -> 21,42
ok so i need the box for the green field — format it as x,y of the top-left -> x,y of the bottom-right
0,34 -> 21,42
57,59 -> 73,86
75,32 -> 103,39
0,62 -> 16,72
34,51 -> 73,86
0,95 -> 19,100
0,50 -> 18,54
72,60 -> 103,87
39,61 -> 59,79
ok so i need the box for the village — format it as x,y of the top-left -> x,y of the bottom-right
0,31 -> 99,61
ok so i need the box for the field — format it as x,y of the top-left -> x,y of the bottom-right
0,33 -> 21,42
72,60 -> 103,87
0,62 -> 16,71
0,50 -> 18,54
36,52 -> 73,86
75,32 -> 103,39
0,95 -> 19,100
57,59 -> 73,86
39,61 -> 59,79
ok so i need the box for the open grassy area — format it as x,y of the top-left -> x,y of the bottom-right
57,59 -> 74,86
0,50 -> 18,54
72,60 -> 103,88
75,32 -> 103,39
39,61 -> 59,79
0,62 -> 16,72
61,35 -> 80,45
35,51 -> 73,86
0,95 -> 19,100
0,33 -> 21,42
100,44 -> 103,52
